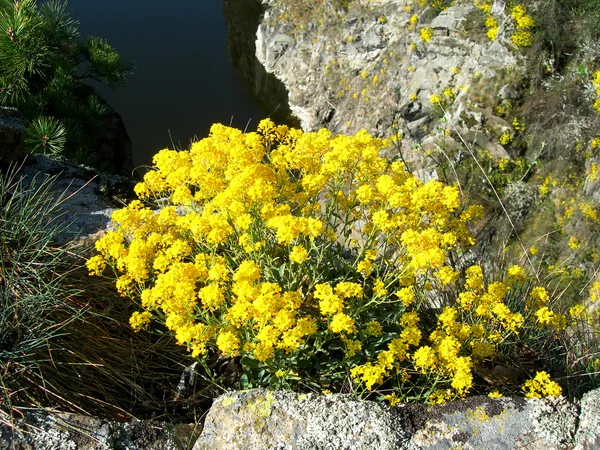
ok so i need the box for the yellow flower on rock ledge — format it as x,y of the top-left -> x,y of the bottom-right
522,371 -> 562,398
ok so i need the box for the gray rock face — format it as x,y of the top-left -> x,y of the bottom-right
253,0 -> 520,146
575,389 -> 600,450
0,107 -> 26,165
3,389 -> 600,449
194,389 -> 415,450
18,154 -> 135,244
0,412 -> 199,450
193,389 -> 600,450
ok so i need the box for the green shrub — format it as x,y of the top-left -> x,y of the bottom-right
87,120 -> 598,404
0,0 -> 130,160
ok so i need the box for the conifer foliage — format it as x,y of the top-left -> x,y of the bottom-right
0,0 -> 130,157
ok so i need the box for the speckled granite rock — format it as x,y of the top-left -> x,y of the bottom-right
194,388 -> 600,450
2,388 -> 599,449
194,389 -> 416,450
0,412 -> 199,450
574,388 -> 600,450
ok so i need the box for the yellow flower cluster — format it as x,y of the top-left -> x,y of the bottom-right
475,1 -> 534,47
429,93 -> 445,107
420,27 -> 434,42
87,119 -> 537,403
510,5 -> 534,47
499,130 -> 514,145
592,71 -> 600,114
522,371 -> 562,398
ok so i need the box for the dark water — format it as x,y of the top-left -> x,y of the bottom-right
66,0 -> 267,169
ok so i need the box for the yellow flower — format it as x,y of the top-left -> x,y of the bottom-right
314,283 -> 344,316
522,371 -> 562,398
429,93 -> 444,106
343,338 -> 362,357
413,346 -> 437,372
590,282 -> 600,302
568,236 -> 580,250
451,356 -> 473,395
129,311 -> 152,331
499,130 -> 513,145
366,320 -> 384,337
530,286 -> 549,304
488,391 -> 502,398
436,266 -> 458,285
400,311 -> 420,327
350,363 -> 386,390
384,393 -> 401,406
329,312 -> 357,334
373,278 -> 388,297
216,330 -> 240,356
420,27 -> 433,42
290,244 -> 310,264
465,265 -> 485,292
396,286 -> 415,307
507,265 -> 526,283
511,30 -> 534,47
443,87 -> 456,102
233,260 -> 261,284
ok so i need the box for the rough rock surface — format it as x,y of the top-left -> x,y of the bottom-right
0,412 -> 200,450
2,388 -> 600,449
254,0 -> 521,150
195,389 -> 414,450
18,154 -> 135,244
0,107 -> 26,166
574,388 -> 600,450
194,389 -> 598,450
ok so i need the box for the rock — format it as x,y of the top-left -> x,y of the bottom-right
430,4 -> 475,33
0,107 -> 26,167
407,394 -> 579,449
18,154 -> 136,245
76,85 -> 134,176
502,181 -> 538,226
252,0 -> 522,152
193,389 -> 600,450
575,389 -> 600,450
0,411 -> 198,450
194,389 -> 415,450
3,389 -> 600,449
461,129 -> 510,160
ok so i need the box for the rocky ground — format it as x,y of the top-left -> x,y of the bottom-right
2,387 -> 600,449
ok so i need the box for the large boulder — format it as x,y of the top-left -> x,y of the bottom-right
194,389 -> 413,450
75,85 -> 135,177
0,107 -> 26,167
194,388 -> 600,450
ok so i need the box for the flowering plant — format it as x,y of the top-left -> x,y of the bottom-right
88,120 -> 566,403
